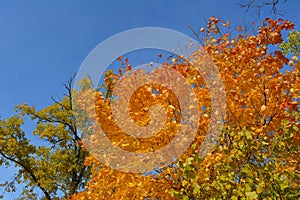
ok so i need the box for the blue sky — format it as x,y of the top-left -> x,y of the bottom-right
0,0 -> 300,199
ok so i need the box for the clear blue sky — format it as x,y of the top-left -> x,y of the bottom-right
0,0 -> 299,199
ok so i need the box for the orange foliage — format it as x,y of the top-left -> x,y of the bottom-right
69,17 -> 299,199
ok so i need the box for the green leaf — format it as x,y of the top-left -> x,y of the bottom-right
183,195 -> 189,200
193,184 -> 200,194
182,180 -> 189,187
256,181 -> 265,194
231,196 -> 238,200
245,191 -> 258,199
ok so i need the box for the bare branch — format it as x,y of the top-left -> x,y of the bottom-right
238,0 -> 287,16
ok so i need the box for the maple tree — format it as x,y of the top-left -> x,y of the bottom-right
1,17 -> 299,200
0,79 -> 90,199
69,17 -> 299,199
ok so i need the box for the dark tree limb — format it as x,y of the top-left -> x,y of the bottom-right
0,152 -> 52,200
238,0 -> 287,16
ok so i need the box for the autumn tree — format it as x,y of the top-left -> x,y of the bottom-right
69,17 -> 299,200
1,16 -> 298,200
168,17 -> 300,199
0,79 -> 90,199
68,71 -> 176,200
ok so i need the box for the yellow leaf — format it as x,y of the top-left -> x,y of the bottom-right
260,105 -> 266,112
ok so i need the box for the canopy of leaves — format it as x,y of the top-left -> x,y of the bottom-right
69,17 -> 299,199
1,16 -> 299,200
280,30 -> 300,55
0,80 -> 90,200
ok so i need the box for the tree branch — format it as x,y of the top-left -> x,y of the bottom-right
0,152 -> 52,200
